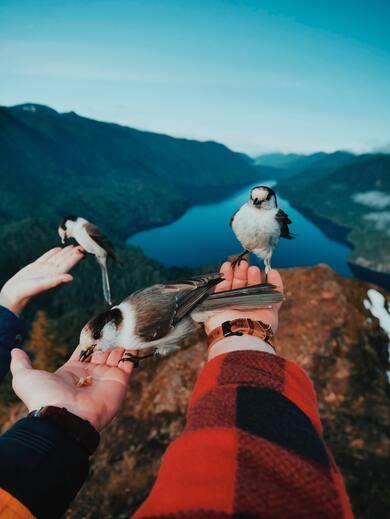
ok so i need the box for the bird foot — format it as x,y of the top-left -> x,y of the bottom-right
228,251 -> 250,268
120,350 -> 157,368
79,346 -> 96,362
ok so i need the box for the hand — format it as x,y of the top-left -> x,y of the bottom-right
0,246 -> 85,316
205,261 -> 283,336
10,345 -> 136,432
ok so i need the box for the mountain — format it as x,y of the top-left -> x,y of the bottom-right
283,150 -> 356,175
278,154 -> 390,275
255,152 -> 303,168
255,150 -> 358,183
0,103 -> 263,238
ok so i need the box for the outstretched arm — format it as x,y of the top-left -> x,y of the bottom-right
0,246 -> 84,382
134,262 -> 353,519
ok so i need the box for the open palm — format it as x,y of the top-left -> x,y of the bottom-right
11,346 -> 135,432
0,246 -> 85,315
205,260 -> 283,335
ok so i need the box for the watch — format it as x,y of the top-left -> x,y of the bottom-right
207,318 -> 274,351
27,406 -> 100,455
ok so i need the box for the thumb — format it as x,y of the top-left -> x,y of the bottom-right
50,273 -> 73,288
10,348 -> 32,376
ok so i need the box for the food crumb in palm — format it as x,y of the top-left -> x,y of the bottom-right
76,375 -> 92,387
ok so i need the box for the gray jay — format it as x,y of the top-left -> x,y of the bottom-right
78,272 -> 283,364
230,186 -> 293,273
58,216 -> 116,305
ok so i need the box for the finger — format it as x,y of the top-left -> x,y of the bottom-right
267,269 -> 284,294
10,348 -> 32,375
215,262 -> 233,292
248,266 -> 262,286
54,247 -> 85,273
40,274 -> 74,292
106,348 -> 125,367
232,260 -> 249,289
119,349 -> 139,374
35,247 -> 62,263
69,344 -> 86,361
90,350 -> 110,365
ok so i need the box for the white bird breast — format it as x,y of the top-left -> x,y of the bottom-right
232,203 -> 280,258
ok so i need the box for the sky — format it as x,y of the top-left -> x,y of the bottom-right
1,0 -> 390,155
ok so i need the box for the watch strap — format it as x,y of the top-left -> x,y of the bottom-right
207,318 -> 274,351
28,406 -> 99,456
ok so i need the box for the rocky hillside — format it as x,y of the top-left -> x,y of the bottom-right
3,266 -> 384,518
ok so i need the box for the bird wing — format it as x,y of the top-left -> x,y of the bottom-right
130,274 -> 223,341
85,223 -> 117,260
229,209 -> 239,227
275,209 -> 294,239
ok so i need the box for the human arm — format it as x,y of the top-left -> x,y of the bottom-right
0,246 -> 84,382
0,345 -> 135,519
133,262 -> 353,519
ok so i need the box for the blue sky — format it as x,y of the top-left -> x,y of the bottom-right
1,0 -> 389,155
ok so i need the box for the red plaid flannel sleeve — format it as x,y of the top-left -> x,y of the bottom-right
134,351 -> 354,519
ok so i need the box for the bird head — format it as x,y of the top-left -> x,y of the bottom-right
58,215 -> 78,243
79,307 -> 124,353
250,186 -> 277,210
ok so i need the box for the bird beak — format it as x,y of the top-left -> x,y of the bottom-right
253,198 -> 261,206
59,229 -> 67,244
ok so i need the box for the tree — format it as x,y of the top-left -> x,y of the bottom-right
25,311 -> 67,371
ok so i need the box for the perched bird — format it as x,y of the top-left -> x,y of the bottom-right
58,216 -> 116,305
78,272 -> 283,364
230,186 -> 293,273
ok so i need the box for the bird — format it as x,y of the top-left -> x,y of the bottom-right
77,272 -> 283,364
230,185 -> 293,274
58,216 -> 117,305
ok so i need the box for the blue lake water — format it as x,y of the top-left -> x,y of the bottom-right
128,181 -> 353,277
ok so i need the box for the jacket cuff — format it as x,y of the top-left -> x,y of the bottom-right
0,416 -> 96,519
189,350 -> 322,435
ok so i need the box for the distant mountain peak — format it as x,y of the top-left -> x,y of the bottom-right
10,103 -> 59,115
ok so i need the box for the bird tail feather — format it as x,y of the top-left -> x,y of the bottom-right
99,260 -> 112,305
197,283 -> 283,312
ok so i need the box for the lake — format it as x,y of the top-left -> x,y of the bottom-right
128,181 -> 354,277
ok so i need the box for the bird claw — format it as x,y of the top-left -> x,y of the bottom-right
120,350 -> 157,368
229,251 -> 250,268
79,346 -> 95,362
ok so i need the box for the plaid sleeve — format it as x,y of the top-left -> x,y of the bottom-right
134,350 -> 354,519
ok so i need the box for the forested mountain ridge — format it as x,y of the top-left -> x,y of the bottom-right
278,154 -> 390,275
255,150 -> 358,182
0,103 -> 262,238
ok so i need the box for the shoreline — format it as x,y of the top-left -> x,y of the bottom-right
290,202 -> 390,291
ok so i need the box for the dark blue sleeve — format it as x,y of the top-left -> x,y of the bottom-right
0,417 -> 94,518
0,306 -> 26,382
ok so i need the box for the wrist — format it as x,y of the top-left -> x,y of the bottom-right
207,335 -> 276,360
25,401 -> 101,432
27,406 -> 100,455
0,289 -> 28,317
